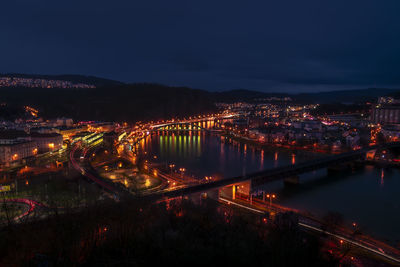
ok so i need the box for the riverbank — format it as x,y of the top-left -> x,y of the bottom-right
141,131 -> 400,247
221,132 -> 336,155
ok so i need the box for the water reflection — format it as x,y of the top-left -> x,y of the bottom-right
142,132 -> 400,242
143,132 -> 304,180
260,149 -> 264,170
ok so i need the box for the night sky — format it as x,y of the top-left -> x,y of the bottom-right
1,0 -> 400,92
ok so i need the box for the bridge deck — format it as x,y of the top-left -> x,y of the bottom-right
140,142 -> 399,201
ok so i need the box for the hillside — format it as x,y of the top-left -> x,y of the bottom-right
0,83 -> 216,122
211,89 -> 289,102
1,73 -> 399,122
212,88 -> 399,104
295,88 -> 399,104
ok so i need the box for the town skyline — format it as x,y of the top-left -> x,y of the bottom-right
2,1 -> 400,266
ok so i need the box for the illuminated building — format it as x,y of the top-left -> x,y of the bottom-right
371,104 -> 400,124
30,132 -> 63,153
381,124 -> 400,141
0,130 -> 37,166
55,117 -> 74,127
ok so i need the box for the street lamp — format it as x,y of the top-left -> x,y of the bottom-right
169,164 -> 175,174
204,176 -> 212,182
266,193 -> 276,206
179,168 -> 186,177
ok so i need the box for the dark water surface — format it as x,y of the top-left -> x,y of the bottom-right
141,132 -> 400,242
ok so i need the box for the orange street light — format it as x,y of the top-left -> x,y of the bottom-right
169,164 -> 175,174
265,193 -> 276,206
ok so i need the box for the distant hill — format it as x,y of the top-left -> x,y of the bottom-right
0,73 -> 124,87
295,88 -> 399,104
211,89 -> 289,102
1,73 -> 399,122
387,90 -> 400,99
212,88 -> 400,104
0,104 -> 28,121
0,83 -> 216,122
2,73 -> 397,104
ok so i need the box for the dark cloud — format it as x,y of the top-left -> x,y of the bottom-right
1,0 -> 400,92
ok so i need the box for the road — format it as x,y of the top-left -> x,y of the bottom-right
69,142 -> 130,200
70,120 -> 400,265
218,195 -> 400,265
1,198 -> 46,221
149,113 -> 238,130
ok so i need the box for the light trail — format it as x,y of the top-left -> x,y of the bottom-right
298,223 -> 400,264
69,144 -> 117,195
1,198 -> 46,221
219,197 -> 400,265
219,197 -> 265,214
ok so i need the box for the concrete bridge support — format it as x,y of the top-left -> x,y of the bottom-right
234,181 -> 251,199
366,149 -> 377,160
222,181 -> 252,200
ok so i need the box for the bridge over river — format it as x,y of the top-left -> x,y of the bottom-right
144,142 -> 400,200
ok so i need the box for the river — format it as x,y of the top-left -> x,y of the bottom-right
140,131 -> 400,243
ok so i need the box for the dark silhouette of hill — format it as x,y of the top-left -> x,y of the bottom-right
1,73 -> 398,122
0,83 -> 216,122
213,88 -> 399,104
295,88 -> 398,104
0,104 -> 27,121
212,89 -> 289,102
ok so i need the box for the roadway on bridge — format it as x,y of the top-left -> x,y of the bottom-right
70,135 -> 400,265
140,142 -> 400,201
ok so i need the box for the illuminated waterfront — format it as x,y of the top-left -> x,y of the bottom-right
141,131 -> 314,179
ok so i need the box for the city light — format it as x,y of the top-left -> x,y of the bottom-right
0,90 -> 397,264
265,193 -> 276,206
1,5 -> 400,265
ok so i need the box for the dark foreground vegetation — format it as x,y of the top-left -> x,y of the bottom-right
0,198 -> 341,266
